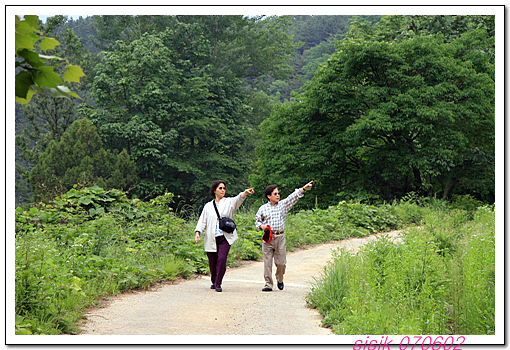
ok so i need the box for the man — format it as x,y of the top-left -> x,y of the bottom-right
255,181 -> 314,291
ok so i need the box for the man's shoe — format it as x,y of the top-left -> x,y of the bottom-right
215,287 -> 222,292
277,282 -> 284,290
211,284 -> 215,289
262,287 -> 272,292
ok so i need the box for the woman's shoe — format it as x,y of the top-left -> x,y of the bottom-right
262,287 -> 272,292
215,287 -> 222,292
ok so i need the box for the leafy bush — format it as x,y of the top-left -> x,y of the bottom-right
450,194 -> 485,212
15,187 -> 196,334
285,201 -> 402,248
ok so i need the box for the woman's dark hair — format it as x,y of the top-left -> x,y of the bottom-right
210,180 -> 227,197
264,185 -> 278,200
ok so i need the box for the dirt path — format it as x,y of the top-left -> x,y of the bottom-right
79,230 -> 403,336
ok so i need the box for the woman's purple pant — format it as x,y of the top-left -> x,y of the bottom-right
206,235 -> 231,288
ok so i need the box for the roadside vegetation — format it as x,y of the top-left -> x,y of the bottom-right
306,195 -> 495,335
15,186 -> 494,335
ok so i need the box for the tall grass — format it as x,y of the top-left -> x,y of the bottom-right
306,204 -> 495,335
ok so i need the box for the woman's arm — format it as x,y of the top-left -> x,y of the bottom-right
240,187 -> 255,199
194,205 -> 208,243
230,187 -> 255,212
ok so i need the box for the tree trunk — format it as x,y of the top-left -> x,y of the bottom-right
412,165 -> 422,191
442,171 -> 454,199
425,173 -> 433,198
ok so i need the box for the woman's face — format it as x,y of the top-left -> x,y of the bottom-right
214,183 -> 226,199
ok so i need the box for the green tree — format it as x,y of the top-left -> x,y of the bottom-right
177,15 -> 298,85
29,118 -> 138,202
90,15 -> 298,86
270,15 -> 369,103
90,15 -> 175,51
66,16 -> 100,54
254,26 -> 494,205
81,25 -> 250,204
288,15 -> 354,54
402,15 -> 495,43
83,16 -> 299,205
300,34 -> 342,82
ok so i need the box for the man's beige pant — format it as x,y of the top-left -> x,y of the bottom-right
262,233 -> 287,289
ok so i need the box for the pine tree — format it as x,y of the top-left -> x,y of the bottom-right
29,118 -> 138,202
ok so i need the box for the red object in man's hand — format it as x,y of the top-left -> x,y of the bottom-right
262,225 -> 273,244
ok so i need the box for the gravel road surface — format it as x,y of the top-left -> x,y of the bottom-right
78,230 -> 402,339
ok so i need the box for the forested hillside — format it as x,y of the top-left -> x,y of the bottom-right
15,14 -> 495,209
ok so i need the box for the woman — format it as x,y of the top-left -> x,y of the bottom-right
195,180 -> 254,292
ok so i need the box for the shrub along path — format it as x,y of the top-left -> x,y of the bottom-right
79,230 -> 403,336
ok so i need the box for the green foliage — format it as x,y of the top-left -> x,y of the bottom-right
450,194 -> 485,212
307,253 -> 350,328
15,315 -> 34,335
80,16 -> 300,205
284,201 -> 402,248
29,118 -> 138,202
89,15 -> 176,52
228,210 -> 264,263
289,15 -> 355,54
175,15 -> 298,85
54,185 -> 128,216
255,19 -> 495,205
16,20 -> 100,205
15,15 -> 84,104
15,187 -> 196,334
307,204 -> 495,335
402,15 -> 495,44
271,15 -> 362,102
300,36 -> 339,82
83,24 -> 253,203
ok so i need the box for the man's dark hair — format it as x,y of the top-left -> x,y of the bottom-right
210,180 -> 227,197
264,185 -> 278,200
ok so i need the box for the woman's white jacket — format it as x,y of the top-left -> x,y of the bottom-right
195,193 -> 245,252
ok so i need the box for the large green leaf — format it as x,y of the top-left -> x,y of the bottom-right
22,15 -> 39,28
17,48 -> 44,68
63,65 -> 86,83
15,87 -> 36,104
15,70 -> 34,99
14,15 -> 82,105
77,196 -> 93,206
15,315 -> 25,325
15,19 -> 40,36
40,37 -> 60,52
33,66 -> 63,88
15,31 -> 39,53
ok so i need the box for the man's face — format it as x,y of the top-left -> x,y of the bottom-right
268,188 -> 281,204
